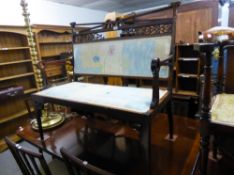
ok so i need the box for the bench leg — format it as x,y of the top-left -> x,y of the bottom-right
167,100 -> 174,139
140,120 -> 151,175
200,135 -> 210,175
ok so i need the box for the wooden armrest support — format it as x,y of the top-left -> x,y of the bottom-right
150,57 -> 160,109
150,55 -> 173,108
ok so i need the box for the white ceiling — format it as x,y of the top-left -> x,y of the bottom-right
44,0 -> 194,13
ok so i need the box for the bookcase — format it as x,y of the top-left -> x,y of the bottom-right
31,25 -> 72,85
32,25 -> 72,61
175,44 -> 202,97
0,26 -> 37,149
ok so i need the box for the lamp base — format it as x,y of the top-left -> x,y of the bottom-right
31,112 -> 65,130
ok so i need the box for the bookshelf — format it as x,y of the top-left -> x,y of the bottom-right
0,26 -> 37,147
175,44 -> 203,97
32,25 -> 73,85
32,25 -> 72,60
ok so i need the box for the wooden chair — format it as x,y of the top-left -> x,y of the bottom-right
210,42 -> 234,161
4,136 -> 52,175
60,147 -> 115,175
195,41 -> 234,175
5,137 -> 70,175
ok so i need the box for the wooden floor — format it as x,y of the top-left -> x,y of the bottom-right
78,115 -> 234,175
76,114 -> 200,175
149,114 -> 200,175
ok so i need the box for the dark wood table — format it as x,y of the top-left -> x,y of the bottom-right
17,117 -> 87,159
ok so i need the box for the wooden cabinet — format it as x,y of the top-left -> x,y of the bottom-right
0,26 -> 37,150
175,44 -> 202,97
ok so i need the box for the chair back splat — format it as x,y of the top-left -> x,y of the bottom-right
60,147 -> 114,175
4,137 -> 52,175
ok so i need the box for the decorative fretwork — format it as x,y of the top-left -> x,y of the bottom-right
75,33 -> 104,43
20,0 -> 43,90
74,20 -> 173,43
123,24 -> 172,37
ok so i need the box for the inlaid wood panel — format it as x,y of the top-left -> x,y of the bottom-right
176,7 -> 214,43
176,1 -> 218,43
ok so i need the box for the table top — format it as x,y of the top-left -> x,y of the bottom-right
34,82 -> 168,114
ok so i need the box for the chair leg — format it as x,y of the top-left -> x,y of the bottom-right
110,135 -> 116,159
212,135 -> 218,159
200,135 -> 210,175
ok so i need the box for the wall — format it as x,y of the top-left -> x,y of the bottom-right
0,0 -> 107,26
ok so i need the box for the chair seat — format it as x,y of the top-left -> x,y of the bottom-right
211,93 -> 234,126
35,82 -> 168,114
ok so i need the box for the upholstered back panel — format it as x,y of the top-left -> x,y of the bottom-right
73,35 -> 171,78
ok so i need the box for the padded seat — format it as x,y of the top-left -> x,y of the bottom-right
211,93 -> 234,126
35,82 -> 169,114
